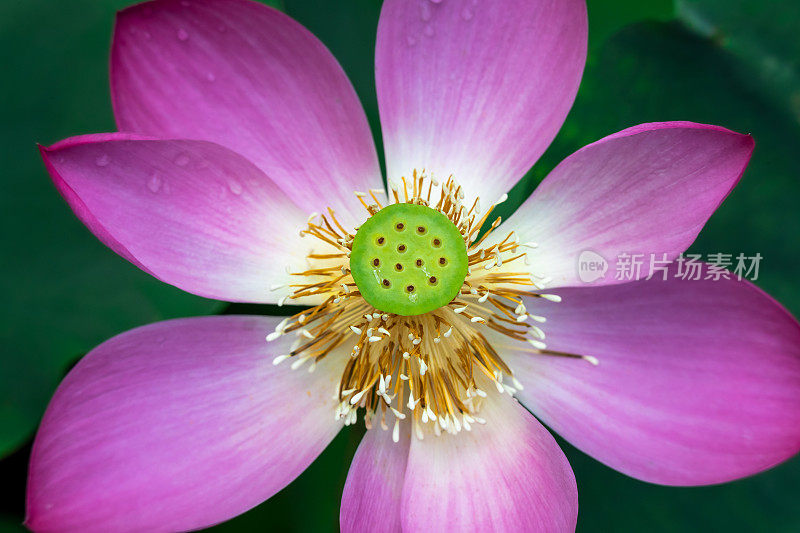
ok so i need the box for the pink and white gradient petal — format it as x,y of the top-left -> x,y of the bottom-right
41,134 -> 314,304
509,273 -> 800,485
112,0 -> 382,225
500,122 -> 754,288
400,395 -> 578,532
26,315 -> 344,533
340,422 -> 411,533
376,0 -> 587,205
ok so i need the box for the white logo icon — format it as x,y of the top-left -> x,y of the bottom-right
578,250 -> 608,283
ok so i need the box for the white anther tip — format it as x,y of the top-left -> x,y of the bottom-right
290,357 -> 308,370
527,339 -> 547,350
350,389 -> 368,405
540,293 -> 562,303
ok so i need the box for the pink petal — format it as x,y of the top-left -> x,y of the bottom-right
376,0 -> 587,204
41,133 -> 155,274
41,134 -> 312,303
340,423 -> 410,533
510,273 -> 800,485
500,122 -> 754,288
112,0 -> 381,225
26,315 -> 344,532
400,396 -> 577,532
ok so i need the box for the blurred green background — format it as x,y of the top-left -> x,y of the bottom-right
2,0 -> 800,531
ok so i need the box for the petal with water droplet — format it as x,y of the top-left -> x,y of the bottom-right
377,0 -> 587,206
40,134 -> 319,304
112,0 -> 381,228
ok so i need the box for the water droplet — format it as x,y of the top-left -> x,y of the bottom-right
147,174 -> 162,193
420,2 -> 432,21
177,28 -> 189,41
95,154 -> 110,167
174,153 -> 190,166
228,180 -> 243,195
424,24 -> 435,37
460,7 -> 474,20
406,35 -> 417,46
205,72 -> 216,82
429,0 -> 443,4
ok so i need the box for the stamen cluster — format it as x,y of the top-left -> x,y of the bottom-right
267,171 -> 592,441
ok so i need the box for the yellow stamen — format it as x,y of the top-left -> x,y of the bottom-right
267,171 -> 594,438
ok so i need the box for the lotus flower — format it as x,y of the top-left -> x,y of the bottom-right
28,0 -> 800,531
